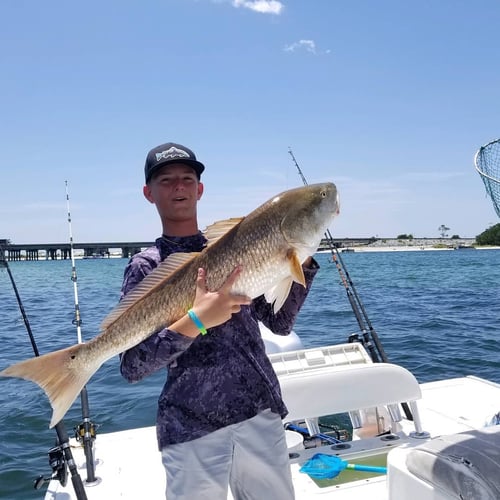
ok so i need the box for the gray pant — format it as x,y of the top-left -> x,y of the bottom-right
161,409 -> 295,500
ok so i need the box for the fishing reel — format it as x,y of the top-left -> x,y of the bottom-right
34,444 -> 68,490
74,420 -> 97,443
347,333 -> 360,344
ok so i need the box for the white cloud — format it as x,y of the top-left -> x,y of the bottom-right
232,0 -> 284,15
284,39 -> 317,54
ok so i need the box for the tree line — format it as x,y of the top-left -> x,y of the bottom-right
476,223 -> 500,246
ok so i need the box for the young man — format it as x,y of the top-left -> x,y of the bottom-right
120,142 -> 319,500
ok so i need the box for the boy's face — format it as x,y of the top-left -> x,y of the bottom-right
143,163 -> 203,224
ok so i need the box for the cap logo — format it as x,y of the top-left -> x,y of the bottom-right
155,146 -> 190,162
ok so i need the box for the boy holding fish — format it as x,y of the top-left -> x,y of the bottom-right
119,142 -> 323,500
1,142 -> 338,499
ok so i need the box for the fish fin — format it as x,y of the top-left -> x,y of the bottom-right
287,248 -> 306,287
264,250 -> 306,313
163,252 -> 201,272
203,218 -> 245,245
0,344 -> 99,428
101,252 -> 200,330
265,277 -> 294,313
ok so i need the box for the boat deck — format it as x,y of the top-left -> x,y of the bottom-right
45,372 -> 500,500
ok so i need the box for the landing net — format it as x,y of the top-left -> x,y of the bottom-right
475,139 -> 500,218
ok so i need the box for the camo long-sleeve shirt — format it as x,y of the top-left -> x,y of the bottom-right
120,233 -> 318,450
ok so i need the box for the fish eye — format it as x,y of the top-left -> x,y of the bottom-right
320,190 -> 327,198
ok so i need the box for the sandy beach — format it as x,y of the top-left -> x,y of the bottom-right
317,238 -> 500,253
333,244 -> 500,253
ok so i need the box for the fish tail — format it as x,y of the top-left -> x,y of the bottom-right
0,344 -> 99,428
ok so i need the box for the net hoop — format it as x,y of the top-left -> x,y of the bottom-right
475,138 -> 500,218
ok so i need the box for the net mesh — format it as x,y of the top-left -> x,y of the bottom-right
475,139 -> 500,218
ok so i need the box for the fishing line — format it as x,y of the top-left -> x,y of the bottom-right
0,244 -> 88,500
65,181 -> 98,485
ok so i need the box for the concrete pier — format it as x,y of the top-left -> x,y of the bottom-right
0,241 -> 154,261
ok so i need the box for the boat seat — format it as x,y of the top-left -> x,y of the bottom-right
407,426 -> 500,499
388,426 -> 500,500
278,361 -> 422,423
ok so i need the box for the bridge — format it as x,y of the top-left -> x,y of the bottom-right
0,241 -> 155,261
0,238 -> 377,261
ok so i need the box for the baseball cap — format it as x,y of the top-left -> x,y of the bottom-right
144,142 -> 205,183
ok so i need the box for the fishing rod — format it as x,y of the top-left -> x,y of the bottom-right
0,246 -> 88,500
65,181 -> 98,485
288,148 -> 385,362
288,149 -> 414,420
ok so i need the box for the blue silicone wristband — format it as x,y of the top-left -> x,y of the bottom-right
187,309 -> 208,335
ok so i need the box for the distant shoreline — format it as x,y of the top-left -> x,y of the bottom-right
3,237 -> 499,262
319,238 -> 500,253
318,244 -> 500,254
316,236 -> 499,253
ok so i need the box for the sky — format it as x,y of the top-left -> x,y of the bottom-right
1,0 -> 500,244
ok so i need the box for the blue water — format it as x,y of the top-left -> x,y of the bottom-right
1,250 -> 500,499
